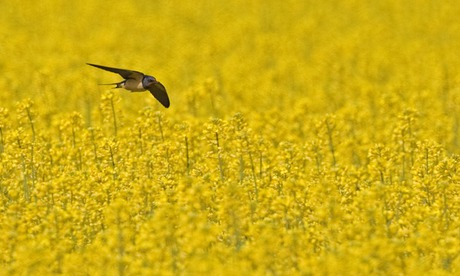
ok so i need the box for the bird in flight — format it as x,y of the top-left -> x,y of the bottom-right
87,63 -> 170,108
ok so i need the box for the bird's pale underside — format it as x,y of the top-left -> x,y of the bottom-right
87,63 -> 170,108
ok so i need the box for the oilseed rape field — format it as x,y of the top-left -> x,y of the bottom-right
2,0 -> 460,275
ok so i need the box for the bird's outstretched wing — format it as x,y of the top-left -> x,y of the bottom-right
148,82 -> 170,108
87,63 -> 144,81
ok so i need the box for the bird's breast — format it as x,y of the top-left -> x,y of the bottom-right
123,79 -> 145,92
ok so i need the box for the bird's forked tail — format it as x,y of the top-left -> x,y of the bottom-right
98,81 -> 124,89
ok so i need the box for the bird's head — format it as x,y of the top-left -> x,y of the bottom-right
142,75 -> 158,88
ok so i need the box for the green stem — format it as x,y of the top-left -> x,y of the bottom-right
185,136 -> 190,175
215,132 -> 225,181
325,118 -> 336,167
110,97 -> 118,137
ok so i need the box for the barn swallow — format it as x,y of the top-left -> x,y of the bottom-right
87,63 -> 170,108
